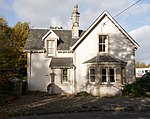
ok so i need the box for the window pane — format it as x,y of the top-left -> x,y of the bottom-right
62,69 -> 68,83
103,44 -> 105,52
102,69 -> 107,82
99,36 -> 102,43
102,69 -> 106,74
63,69 -> 67,75
90,76 -> 95,82
48,49 -> 54,54
110,69 -> 114,75
47,40 -> 55,54
110,76 -> 115,82
90,69 -> 95,75
90,69 -> 95,82
63,76 -> 68,82
110,69 -> 115,82
103,35 -> 107,41
102,76 -> 106,82
99,35 -> 108,52
99,45 -> 102,52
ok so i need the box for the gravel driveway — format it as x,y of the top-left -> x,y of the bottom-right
1,92 -> 150,118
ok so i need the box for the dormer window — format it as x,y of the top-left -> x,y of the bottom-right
99,35 -> 108,53
47,40 -> 56,56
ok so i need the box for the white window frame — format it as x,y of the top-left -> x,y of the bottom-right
89,68 -> 96,83
62,69 -> 69,83
101,68 -> 116,84
47,40 -> 56,56
98,35 -> 108,53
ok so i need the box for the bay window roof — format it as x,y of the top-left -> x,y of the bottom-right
84,54 -> 127,65
49,57 -> 75,69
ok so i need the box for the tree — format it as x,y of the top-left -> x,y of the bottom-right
0,17 -> 29,87
0,17 -> 14,86
135,61 -> 148,68
0,18 -> 13,69
12,22 -> 30,77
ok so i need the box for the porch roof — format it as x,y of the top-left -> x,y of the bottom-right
84,55 -> 127,65
49,57 -> 75,69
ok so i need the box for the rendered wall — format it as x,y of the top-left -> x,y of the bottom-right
27,53 -> 51,92
74,15 -> 136,95
27,52 -> 75,94
51,68 -> 75,94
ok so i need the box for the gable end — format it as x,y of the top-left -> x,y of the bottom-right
70,11 -> 140,51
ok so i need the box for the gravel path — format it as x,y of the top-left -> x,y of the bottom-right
1,92 -> 150,118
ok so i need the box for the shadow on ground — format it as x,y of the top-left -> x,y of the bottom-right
1,92 -> 150,118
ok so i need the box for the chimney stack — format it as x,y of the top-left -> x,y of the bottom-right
71,4 -> 80,38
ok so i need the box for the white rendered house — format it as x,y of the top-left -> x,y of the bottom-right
24,5 -> 139,97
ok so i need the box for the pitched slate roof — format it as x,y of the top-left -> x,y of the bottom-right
24,29 -> 84,51
49,57 -> 74,68
84,54 -> 127,64
53,30 -> 83,50
24,29 -> 49,51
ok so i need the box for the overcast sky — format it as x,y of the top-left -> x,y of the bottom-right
0,0 -> 150,64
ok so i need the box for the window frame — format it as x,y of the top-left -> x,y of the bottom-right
89,68 -> 96,83
101,68 -> 116,84
62,69 -> 69,84
47,40 -> 56,56
98,35 -> 108,53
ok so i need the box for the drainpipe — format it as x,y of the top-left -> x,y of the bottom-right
73,66 -> 76,94
29,51 -> 32,87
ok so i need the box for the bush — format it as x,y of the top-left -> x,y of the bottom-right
76,91 -> 91,97
122,82 -> 146,97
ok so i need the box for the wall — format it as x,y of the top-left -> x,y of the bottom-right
74,15 -> 136,95
27,52 -> 51,92
27,52 -> 75,94
51,68 -> 74,94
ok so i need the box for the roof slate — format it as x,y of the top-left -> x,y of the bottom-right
24,29 -> 84,51
49,57 -> 74,68
84,55 -> 127,64
24,29 -> 49,51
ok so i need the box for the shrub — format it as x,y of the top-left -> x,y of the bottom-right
76,91 -> 91,97
122,82 -> 146,97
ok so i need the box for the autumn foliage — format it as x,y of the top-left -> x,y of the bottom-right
0,17 -> 29,87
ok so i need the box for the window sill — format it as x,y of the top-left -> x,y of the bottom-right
61,82 -> 71,86
101,82 -> 116,85
47,54 -> 55,57
98,52 -> 108,54
89,82 -> 96,84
